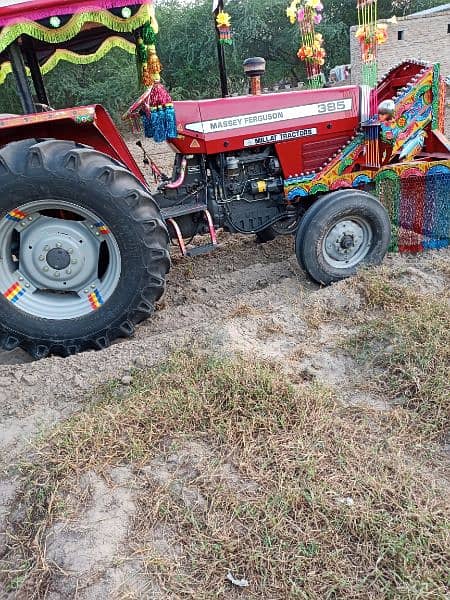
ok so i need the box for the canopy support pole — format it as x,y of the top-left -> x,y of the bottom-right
214,0 -> 229,98
9,41 -> 35,114
23,38 -> 50,106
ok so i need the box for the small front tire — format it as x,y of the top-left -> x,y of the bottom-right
295,190 -> 391,285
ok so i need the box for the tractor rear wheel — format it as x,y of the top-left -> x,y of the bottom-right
0,139 -> 170,358
295,190 -> 390,285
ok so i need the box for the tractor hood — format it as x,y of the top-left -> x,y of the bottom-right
172,86 -> 361,157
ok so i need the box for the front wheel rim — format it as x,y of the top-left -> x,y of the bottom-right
322,217 -> 373,269
0,200 -> 121,320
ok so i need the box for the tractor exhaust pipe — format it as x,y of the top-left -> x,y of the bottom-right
243,57 -> 266,96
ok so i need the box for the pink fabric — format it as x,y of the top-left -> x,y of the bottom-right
0,0 -> 152,27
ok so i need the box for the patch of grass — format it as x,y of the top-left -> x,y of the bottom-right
1,353 -> 449,598
348,274 -> 449,435
352,267 -> 424,312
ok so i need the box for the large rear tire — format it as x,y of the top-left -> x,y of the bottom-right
0,139 -> 170,358
295,190 -> 390,285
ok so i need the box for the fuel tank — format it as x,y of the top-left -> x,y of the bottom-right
171,86 -> 361,177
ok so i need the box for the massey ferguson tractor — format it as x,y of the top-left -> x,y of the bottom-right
0,0 -> 449,358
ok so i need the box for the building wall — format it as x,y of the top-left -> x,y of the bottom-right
350,10 -> 450,135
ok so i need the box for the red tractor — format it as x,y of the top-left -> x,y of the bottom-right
0,1 -> 449,358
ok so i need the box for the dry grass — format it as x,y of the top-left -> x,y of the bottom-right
348,270 -> 450,436
1,352 -> 449,599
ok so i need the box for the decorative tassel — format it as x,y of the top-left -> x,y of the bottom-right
218,26 -> 233,45
150,106 -> 159,138
150,82 -> 172,106
165,104 -> 178,139
152,107 -> 167,143
136,37 -> 147,64
141,66 -> 153,87
147,46 -> 162,75
287,1 -> 326,89
142,113 -> 153,138
142,21 -> 157,45
125,4 -> 178,143
216,10 -> 233,45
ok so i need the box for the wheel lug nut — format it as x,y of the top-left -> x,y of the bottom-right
39,255 -> 45,261
71,259 -> 78,265
68,249 -> 73,254
56,242 -> 62,248
54,272 -> 60,278
66,269 -> 72,275
43,245 -> 49,251
43,266 -> 49,272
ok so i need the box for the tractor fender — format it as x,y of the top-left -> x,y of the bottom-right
0,104 -> 145,184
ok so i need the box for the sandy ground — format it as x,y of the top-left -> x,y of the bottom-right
0,139 -> 449,598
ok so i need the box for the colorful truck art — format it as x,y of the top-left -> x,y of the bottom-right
376,161 -> 450,252
284,62 -> 450,251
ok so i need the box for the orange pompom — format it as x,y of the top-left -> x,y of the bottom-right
142,66 -> 153,87
147,49 -> 162,75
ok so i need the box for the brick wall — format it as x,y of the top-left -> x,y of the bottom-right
350,9 -> 450,136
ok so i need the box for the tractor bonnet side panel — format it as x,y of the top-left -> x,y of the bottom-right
172,87 -> 360,177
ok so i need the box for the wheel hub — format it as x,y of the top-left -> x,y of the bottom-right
340,234 -> 355,250
19,216 -> 100,292
323,218 -> 372,269
46,247 -> 71,270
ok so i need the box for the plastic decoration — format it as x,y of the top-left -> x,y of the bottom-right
126,5 -> 177,142
216,10 -> 233,45
376,162 -> 450,252
286,0 -> 326,89
0,4 -> 156,55
49,16 -> 61,28
355,0 -> 388,88
0,35 -> 135,85
355,1 -> 388,167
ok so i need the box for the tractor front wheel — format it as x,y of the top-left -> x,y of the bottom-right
0,139 -> 170,358
295,190 -> 390,285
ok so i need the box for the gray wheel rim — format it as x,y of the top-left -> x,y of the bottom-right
0,200 -> 121,320
322,217 -> 373,269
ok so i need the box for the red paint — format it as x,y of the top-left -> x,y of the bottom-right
377,62 -> 427,105
0,105 -> 146,185
171,87 -> 360,178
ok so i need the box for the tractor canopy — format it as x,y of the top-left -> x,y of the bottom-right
0,1 -> 156,88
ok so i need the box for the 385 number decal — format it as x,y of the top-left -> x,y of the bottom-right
317,100 -> 348,114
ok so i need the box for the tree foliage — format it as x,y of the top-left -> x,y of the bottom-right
0,0 -> 444,118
